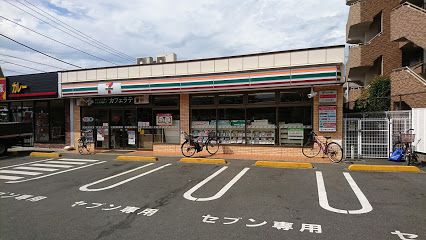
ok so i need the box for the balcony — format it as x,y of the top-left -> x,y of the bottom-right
391,2 -> 426,49
346,1 -> 373,44
390,64 -> 426,109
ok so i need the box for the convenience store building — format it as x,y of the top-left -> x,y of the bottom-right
60,45 -> 344,158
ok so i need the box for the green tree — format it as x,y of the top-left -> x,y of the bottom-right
354,75 -> 390,112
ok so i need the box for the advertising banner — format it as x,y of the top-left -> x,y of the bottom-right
0,78 -> 5,100
156,113 -> 173,126
319,90 -> 337,104
319,106 -> 337,132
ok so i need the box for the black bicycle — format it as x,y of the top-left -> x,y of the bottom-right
393,129 -> 421,166
181,131 -> 220,157
77,130 -> 93,155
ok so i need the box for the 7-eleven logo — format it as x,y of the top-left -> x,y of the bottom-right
98,82 -> 121,95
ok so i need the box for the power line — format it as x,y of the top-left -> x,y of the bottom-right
0,33 -> 82,68
4,0 -> 131,63
0,15 -> 117,65
0,53 -> 67,70
0,59 -> 46,72
20,0 -> 135,61
2,68 -> 27,75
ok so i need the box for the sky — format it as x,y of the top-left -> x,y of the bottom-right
0,0 -> 349,76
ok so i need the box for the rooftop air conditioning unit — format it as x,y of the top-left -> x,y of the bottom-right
137,57 -> 153,65
156,53 -> 177,63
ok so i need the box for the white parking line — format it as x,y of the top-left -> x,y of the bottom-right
0,159 -> 53,169
58,158 -> 99,162
0,175 -> 24,180
183,167 -> 250,202
316,171 -> 373,215
6,161 -> 106,184
79,163 -> 172,192
31,163 -> 74,168
45,161 -> 86,165
14,166 -> 59,172
0,170 -> 42,176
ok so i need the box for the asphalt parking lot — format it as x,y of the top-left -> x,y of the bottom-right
0,153 -> 425,240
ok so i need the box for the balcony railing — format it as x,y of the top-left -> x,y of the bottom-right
391,2 -> 426,49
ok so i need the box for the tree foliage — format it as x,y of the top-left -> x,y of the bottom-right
354,75 -> 391,112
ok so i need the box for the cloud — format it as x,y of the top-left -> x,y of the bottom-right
0,0 -> 348,76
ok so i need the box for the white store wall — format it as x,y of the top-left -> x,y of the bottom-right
412,108 -> 426,154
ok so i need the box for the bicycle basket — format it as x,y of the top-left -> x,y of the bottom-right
400,133 -> 415,143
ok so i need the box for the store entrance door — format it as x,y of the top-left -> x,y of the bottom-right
110,109 -> 138,149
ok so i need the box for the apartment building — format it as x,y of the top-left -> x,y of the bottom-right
346,0 -> 426,110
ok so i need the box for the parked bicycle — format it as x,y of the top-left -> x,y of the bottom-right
392,129 -> 421,166
181,131 -> 220,157
77,130 -> 94,155
302,131 -> 343,163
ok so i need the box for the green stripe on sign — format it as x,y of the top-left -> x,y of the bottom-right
150,82 -> 181,88
214,78 -> 249,85
291,72 -> 336,79
62,87 -> 97,92
250,75 -> 291,82
181,80 -> 214,87
122,84 -> 150,89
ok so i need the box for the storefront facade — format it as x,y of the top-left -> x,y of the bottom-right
0,72 -> 68,147
60,45 -> 344,158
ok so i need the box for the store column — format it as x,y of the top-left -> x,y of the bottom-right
313,85 -> 343,143
72,99 -> 81,147
180,94 -> 189,143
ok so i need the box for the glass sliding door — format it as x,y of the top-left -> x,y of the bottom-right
95,109 -> 109,149
109,108 -> 138,149
123,109 -> 137,149
110,109 -> 124,149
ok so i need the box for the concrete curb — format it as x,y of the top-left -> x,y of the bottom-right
116,156 -> 158,162
255,161 -> 313,169
348,164 -> 421,173
29,152 -> 61,158
179,158 -> 227,165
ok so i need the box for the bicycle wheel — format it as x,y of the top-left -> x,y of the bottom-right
302,140 -> 321,158
181,140 -> 196,157
326,142 -> 343,163
206,138 -> 220,155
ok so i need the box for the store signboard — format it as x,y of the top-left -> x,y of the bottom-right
91,96 -> 135,105
156,113 -> 173,126
6,72 -> 58,99
288,128 -> 304,140
319,106 -> 337,132
319,90 -> 337,104
98,82 -> 122,95
0,78 -> 5,100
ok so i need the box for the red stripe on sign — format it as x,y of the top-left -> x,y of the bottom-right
9,92 -> 57,98
320,94 -> 337,98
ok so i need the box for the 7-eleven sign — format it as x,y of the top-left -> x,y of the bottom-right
98,82 -> 121,95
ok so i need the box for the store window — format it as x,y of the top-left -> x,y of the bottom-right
191,95 -> 215,105
217,108 -> 245,144
34,102 -> 49,142
0,103 -> 8,122
10,102 -> 22,122
278,106 -> 312,146
94,109 -> 109,149
50,100 -> 65,142
246,107 -> 276,145
248,92 -> 276,104
137,107 -> 153,149
218,94 -> 244,105
22,101 -> 33,123
153,109 -> 180,144
280,88 -> 310,102
191,109 -> 216,142
152,95 -> 179,107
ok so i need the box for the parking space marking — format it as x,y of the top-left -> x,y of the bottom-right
14,166 -> 59,172
316,171 -> 373,215
31,163 -> 74,168
0,170 -> 43,176
183,167 -> 250,202
0,175 -> 24,180
45,161 -> 86,165
0,159 -> 54,169
4,159 -> 106,184
58,158 -> 99,162
79,163 -> 172,192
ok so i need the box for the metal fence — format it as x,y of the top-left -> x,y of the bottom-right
343,111 -> 411,159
